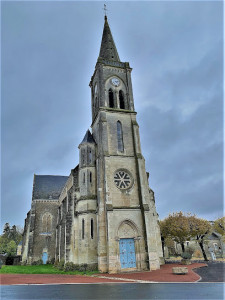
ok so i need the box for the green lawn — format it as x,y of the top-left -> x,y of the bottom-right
0,265 -> 97,275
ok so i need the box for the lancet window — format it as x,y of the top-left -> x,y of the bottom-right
91,219 -> 94,239
117,121 -> 124,152
82,219 -> 85,239
90,171 -> 92,183
119,90 -> 125,109
89,149 -> 92,163
42,213 -> 52,233
109,89 -> 114,108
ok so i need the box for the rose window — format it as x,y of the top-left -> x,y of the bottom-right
114,170 -> 132,190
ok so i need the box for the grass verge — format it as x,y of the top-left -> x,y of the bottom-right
0,265 -> 98,275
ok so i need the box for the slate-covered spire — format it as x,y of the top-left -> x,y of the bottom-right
80,129 -> 95,145
98,16 -> 120,62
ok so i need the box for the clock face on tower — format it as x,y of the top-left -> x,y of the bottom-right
111,77 -> 120,87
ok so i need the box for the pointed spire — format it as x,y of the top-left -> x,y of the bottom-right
80,130 -> 95,145
98,16 -> 120,62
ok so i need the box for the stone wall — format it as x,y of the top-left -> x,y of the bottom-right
29,200 -> 59,263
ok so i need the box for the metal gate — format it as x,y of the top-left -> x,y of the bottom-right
119,238 -> 136,269
42,252 -> 48,264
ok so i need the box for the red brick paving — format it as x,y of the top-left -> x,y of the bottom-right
0,274 -> 129,285
98,263 -> 207,282
0,263 -> 207,285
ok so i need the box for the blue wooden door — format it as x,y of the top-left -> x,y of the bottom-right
42,252 -> 48,264
119,238 -> 136,269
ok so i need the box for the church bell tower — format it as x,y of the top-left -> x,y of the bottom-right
89,16 -> 163,273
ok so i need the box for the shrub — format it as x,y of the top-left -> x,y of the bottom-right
193,249 -> 202,258
46,258 -> 55,265
53,259 -> 59,268
73,264 -> 80,271
50,258 -> 55,264
64,262 -> 76,272
5,256 -> 14,265
79,263 -> 88,272
57,259 -> 65,271
181,252 -> 192,260
186,246 -> 195,255
86,263 -> 98,272
31,259 -> 43,265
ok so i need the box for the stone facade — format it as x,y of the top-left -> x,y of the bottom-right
22,175 -> 68,264
164,232 -> 225,259
22,16 -> 163,273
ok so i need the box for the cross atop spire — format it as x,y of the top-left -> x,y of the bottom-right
98,15 -> 120,62
103,4 -> 107,17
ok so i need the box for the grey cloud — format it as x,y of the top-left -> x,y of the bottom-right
1,1 -> 223,229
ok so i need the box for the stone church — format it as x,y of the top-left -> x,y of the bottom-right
22,16 -> 163,273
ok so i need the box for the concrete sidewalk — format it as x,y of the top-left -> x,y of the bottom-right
0,263 -> 207,285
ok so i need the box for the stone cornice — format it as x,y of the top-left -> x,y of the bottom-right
91,107 -> 136,128
75,210 -> 97,216
32,199 -> 59,203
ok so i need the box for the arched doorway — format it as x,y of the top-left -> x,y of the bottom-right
119,238 -> 136,268
42,251 -> 48,264
117,220 -> 140,270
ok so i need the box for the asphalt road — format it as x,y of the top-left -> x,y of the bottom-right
194,262 -> 225,282
1,283 -> 224,300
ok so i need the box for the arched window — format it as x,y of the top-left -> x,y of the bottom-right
90,171 -> 92,183
117,121 -> 124,152
95,97 -> 98,111
42,213 -> 52,233
109,89 -> 114,108
91,219 -> 94,239
83,173 -> 85,184
89,149 -> 92,163
82,219 -> 85,239
81,149 -> 85,165
119,90 -> 125,109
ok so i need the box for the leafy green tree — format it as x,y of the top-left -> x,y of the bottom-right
3,223 -> 10,237
213,217 -> 225,241
9,225 -> 22,244
0,223 -> 22,255
164,237 -> 176,256
160,212 -> 192,253
0,235 -> 9,254
6,240 -> 17,256
160,213 -> 212,261
188,216 -> 212,261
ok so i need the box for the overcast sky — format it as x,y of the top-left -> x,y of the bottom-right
1,1 -> 223,231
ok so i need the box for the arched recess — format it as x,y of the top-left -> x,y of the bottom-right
42,213 -> 52,233
108,89 -> 114,108
117,219 -> 139,239
119,90 -> 125,109
117,121 -> 124,152
95,97 -> 98,112
104,76 -> 128,109
116,220 -> 141,272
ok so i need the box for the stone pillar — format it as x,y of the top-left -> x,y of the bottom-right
97,158 -> 108,273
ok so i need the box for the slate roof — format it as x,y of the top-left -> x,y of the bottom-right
98,16 -> 120,62
32,175 -> 68,200
80,130 -> 95,144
